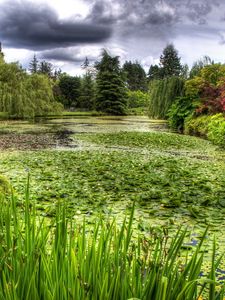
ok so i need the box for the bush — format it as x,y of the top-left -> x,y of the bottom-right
127,90 -> 149,108
167,96 -> 194,132
184,113 -> 225,147
184,115 -> 211,137
207,113 -> 225,146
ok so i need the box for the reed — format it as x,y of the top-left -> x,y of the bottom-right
0,183 -> 224,300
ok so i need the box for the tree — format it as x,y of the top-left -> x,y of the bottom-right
58,75 -> 81,108
81,57 -> 89,69
189,56 -> 214,79
180,64 -> 189,79
95,50 -> 127,115
38,61 -> 54,78
79,74 -> 95,110
79,58 -> 95,110
0,60 -> 62,118
122,61 -> 147,91
148,76 -> 185,119
29,54 -> 38,74
185,63 -> 225,115
148,64 -> 163,81
160,44 -> 182,78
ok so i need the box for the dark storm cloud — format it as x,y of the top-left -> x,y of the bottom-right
0,0 -> 112,50
41,48 -> 99,62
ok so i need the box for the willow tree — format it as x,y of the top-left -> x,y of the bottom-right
0,60 -> 62,118
25,74 -> 63,116
148,77 -> 185,119
95,50 -> 127,115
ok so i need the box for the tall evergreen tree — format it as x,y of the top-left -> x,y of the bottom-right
160,44 -> 182,78
148,64 -> 163,81
95,50 -> 127,115
29,54 -> 38,74
122,61 -> 147,91
79,58 -> 95,110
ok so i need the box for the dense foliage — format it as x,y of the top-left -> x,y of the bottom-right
167,96 -> 195,131
185,113 -> 225,147
148,77 -> 185,119
165,61 -> 225,147
0,116 -> 225,297
58,75 -> 81,108
0,191 -> 222,299
148,64 -> 162,81
95,50 -> 128,115
0,59 -> 62,118
189,56 -> 214,79
127,90 -> 148,108
123,60 -> 147,91
127,90 -> 149,115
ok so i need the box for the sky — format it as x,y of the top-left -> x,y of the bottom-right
0,0 -> 225,75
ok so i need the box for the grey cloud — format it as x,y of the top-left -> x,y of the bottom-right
41,48 -> 99,62
86,0 -> 219,34
0,0 -> 112,50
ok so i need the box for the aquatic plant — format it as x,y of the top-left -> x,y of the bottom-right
0,181 -> 224,299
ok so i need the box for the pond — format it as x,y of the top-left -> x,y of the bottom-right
1,115 -> 225,278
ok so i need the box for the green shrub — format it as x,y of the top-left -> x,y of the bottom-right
184,113 -> 225,147
127,90 -> 149,108
207,113 -> 225,146
167,96 -> 194,132
184,115 -> 211,137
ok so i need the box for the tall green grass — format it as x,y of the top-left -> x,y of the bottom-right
0,182 -> 224,299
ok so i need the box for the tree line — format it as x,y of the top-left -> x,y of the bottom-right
46,44 -> 185,116
0,42 -> 222,119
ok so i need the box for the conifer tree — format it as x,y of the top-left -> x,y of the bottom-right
122,60 -> 147,91
148,65 -> 163,81
160,44 -> 182,78
29,54 -> 38,74
79,58 -> 95,110
95,50 -> 127,115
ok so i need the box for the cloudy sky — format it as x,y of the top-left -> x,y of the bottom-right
0,0 -> 225,75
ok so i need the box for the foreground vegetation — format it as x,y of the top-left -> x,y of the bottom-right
0,187 -> 224,300
0,116 -> 225,298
